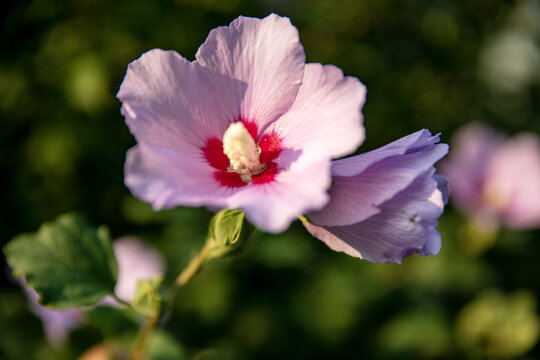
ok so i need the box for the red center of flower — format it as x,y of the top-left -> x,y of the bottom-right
202,118 -> 282,187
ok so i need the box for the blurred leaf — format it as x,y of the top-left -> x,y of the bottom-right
147,330 -> 187,360
132,278 -> 163,318
176,265 -> 233,324
252,230 -> 313,268
4,213 -> 117,309
458,219 -> 498,255
85,306 -> 139,337
378,307 -> 450,357
65,53 -> 110,113
232,307 -> 274,349
455,289 -> 540,358
0,291 -> 51,360
421,10 -> 460,47
293,265 -> 360,342
192,347 -> 241,360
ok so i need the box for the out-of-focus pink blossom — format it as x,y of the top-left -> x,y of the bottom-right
20,279 -> 83,348
441,122 -> 540,230
112,236 -> 165,302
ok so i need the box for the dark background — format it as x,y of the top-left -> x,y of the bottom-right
1,0 -> 540,359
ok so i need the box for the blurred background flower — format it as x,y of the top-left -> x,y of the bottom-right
441,122 -> 540,253
1,0 -> 540,359
112,236 -> 165,303
442,123 -> 540,230
24,284 -> 84,349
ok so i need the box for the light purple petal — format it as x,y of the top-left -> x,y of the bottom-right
117,49 -> 225,155
125,139 -> 332,234
484,133 -> 540,228
113,237 -> 165,302
440,122 -> 503,214
125,143 -> 238,210
433,174 -> 450,205
268,63 -> 366,161
332,129 -> 445,175
30,298 -> 81,348
308,130 -> 448,226
304,170 -> 446,263
20,279 -> 82,348
225,157 -> 331,233
223,63 -> 366,233
195,14 -> 305,132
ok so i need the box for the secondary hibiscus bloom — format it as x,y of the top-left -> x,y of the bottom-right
304,130 -> 449,263
441,122 -> 540,230
117,14 -> 365,233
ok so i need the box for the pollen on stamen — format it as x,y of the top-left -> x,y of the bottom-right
223,122 -> 261,176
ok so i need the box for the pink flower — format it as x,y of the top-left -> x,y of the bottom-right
442,123 -> 540,230
117,14 -> 365,233
27,290 -> 82,347
304,130 -> 449,263
113,236 -> 165,302
19,278 -> 83,348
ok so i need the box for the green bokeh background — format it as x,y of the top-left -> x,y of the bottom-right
1,0 -> 540,359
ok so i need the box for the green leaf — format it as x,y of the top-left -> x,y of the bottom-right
147,330 -> 187,360
131,278 -> 163,317
4,213 -> 117,310
85,305 -> 139,337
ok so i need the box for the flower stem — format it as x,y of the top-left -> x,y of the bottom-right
169,240 -> 215,301
129,240 -> 215,359
297,215 -> 310,223
131,315 -> 158,360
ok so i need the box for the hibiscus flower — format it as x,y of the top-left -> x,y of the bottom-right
304,130 -> 449,263
117,14 -> 366,233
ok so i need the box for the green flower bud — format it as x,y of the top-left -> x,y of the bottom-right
207,209 -> 251,258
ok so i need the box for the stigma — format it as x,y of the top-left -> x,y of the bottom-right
222,122 -> 261,181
